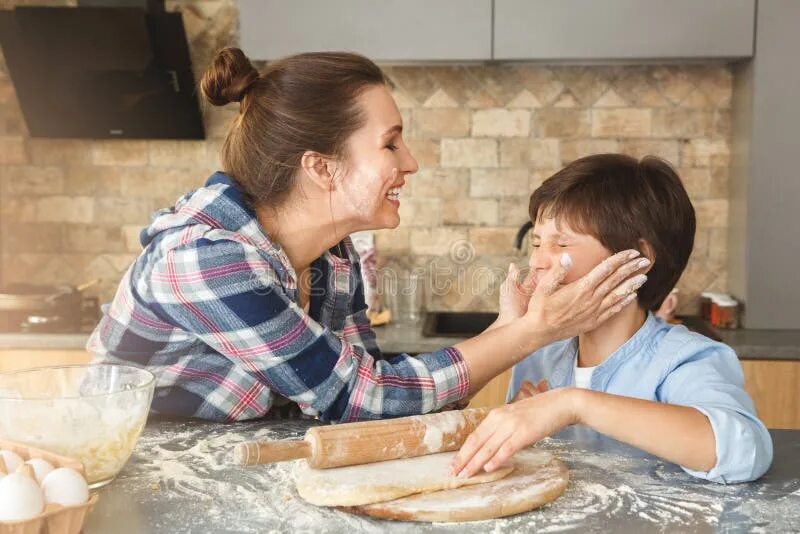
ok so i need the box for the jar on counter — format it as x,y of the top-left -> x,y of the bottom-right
710,296 -> 739,329
700,292 -> 714,321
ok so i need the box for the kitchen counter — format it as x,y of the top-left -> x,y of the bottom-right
716,328 -> 800,360
374,318 -> 800,361
84,417 -> 799,533
1,316 -> 798,360
0,332 -> 89,350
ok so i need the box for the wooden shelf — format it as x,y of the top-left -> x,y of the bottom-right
0,349 -> 92,373
741,359 -> 800,430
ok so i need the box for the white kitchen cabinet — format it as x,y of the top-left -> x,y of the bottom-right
239,0 -> 493,62
494,0 -> 755,61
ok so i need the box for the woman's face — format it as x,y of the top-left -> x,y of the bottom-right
332,84 -> 418,230
528,216 -> 613,287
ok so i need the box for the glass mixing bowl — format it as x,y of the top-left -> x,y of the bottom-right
0,364 -> 154,488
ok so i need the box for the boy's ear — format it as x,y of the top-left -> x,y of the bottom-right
638,239 -> 656,274
300,150 -> 336,191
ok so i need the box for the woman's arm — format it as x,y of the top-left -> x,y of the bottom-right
450,388 -> 716,478
147,239 -> 644,422
148,240 -> 469,422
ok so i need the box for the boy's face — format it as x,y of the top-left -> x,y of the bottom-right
528,216 -> 613,287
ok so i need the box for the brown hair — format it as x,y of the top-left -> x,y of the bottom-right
529,154 -> 696,311
200,48 -> 387,207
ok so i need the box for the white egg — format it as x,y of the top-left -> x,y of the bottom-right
0,472 -> 45,521
25,458 -> 55,485
41,468 -> 89,507
0,450 -> 24,473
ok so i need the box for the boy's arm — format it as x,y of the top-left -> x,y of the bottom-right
452,345 -> 774,484
450,388 -> 715,478
656,345 -> 774,483
575,391 -> 717,471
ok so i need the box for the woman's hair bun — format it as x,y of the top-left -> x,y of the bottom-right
200,47 -> 260,106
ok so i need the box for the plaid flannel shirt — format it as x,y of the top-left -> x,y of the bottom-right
87,173 -> 469,422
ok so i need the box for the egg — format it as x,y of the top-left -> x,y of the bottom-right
0,450 -> 24,473
0,472 -> 45,521
25,458 -> 55,485
41,468 -> 89,507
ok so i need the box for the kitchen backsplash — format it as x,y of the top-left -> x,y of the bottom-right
0,0 -> 730,315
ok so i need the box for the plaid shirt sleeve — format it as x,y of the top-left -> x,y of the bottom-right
148,237 -> 470,422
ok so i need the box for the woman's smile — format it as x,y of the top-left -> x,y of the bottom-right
385,183 -> 404,205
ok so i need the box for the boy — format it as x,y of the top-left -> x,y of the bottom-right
452,154 -> 772,484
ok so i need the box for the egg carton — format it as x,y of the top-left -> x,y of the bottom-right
0,439 -> 98,534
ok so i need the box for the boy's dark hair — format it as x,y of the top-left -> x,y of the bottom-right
529,154 -> 696,311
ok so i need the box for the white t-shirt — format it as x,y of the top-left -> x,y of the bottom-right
573,362 -> 597,389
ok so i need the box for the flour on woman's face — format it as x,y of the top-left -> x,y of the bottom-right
331,85 -> 418,231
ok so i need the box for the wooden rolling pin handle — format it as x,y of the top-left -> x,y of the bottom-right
234,439 -> 312,466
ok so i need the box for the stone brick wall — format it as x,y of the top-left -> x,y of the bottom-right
379,65 -> 731,313
0,0 -> 730,315
0,0 -> 238,300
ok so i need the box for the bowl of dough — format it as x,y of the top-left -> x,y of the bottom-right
0,364 -> 154,488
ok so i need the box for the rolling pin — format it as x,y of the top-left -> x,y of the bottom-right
234,407 -> 489,469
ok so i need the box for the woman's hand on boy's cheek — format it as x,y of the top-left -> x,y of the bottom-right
524,249 -> 647,343
451,387 -> 578,479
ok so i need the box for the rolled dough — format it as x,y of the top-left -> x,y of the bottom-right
294,451 -> 514,507
343,448 -> 568,523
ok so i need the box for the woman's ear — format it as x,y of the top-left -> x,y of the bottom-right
638,239 -> 656,274
300,150 -> 336,191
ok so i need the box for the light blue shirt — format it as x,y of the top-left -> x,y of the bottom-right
508,313 -> 773,484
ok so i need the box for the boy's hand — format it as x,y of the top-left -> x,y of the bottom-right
510,379 -> 549,402
450,388 -> 579,478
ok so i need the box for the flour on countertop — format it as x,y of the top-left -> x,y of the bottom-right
86,421 -> 800,533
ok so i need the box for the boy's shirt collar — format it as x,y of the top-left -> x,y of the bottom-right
549,312 -> 661,389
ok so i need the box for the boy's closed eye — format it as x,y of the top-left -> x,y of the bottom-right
529,241 -> 572,249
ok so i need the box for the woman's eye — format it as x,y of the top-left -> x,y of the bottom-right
531,243 -> 540,249
385,144 -> 398,151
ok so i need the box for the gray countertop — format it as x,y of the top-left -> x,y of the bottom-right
716,327 -> 800,360
1,316 -> 798,360
373,318 -> 800,361
83,418 -> 799,533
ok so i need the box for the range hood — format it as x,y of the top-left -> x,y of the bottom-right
0,2 -> 204,139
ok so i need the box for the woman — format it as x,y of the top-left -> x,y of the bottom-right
88,48 -> 646,423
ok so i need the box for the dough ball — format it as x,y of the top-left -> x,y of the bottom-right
0,472 -> 45,521
41,467 -> 89,507
26,458 -> 55,485
0,450 -> 24,473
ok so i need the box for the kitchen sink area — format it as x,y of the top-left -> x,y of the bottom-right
421,311 -> 497,338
